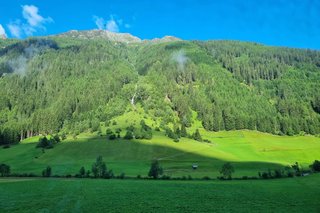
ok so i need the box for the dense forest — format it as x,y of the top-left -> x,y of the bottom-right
0,31 -> 320,144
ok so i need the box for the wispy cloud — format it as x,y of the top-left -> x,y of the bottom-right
106,18 -> 119,32
93,16 -> 105,30
172,50 -> 189,71
7,5 -> 53,38
7,21 -> 22,38
93,15 -> 130,32
0,24 -> 6,37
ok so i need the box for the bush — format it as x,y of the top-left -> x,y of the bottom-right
53,134 -> 61,143
161,175 -> 171,180
3,144 -> 10,149
124,130 -> 134,140
148,160 -> 163,179
37,136 -> 56,149
173,138 -> 180,143
118,173 -> 125,179
192,129 -> 202,142
109,134 -> 117,140
42,166 -> 52,177
0,163 -> 10,177
61,133 -> 67,140
79,166 -> 86,178
309,160 -> 320,172
106,128 -> 113,135
219,163 -> 234,179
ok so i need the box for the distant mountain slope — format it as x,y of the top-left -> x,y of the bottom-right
56,30 -> 181,44
0,32 -> 319,144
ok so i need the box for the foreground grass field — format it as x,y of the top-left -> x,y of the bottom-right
1,130 -> 320,178
1,174 -> 320,213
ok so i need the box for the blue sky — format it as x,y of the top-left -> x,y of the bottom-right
0,0 -> 319,49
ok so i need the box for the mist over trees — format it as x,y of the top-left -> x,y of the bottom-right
0,36 -> 320,145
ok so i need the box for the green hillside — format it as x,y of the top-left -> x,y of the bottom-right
0,33 -> 320,146
1,127 -> 319,178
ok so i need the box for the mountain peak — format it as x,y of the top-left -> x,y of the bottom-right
56,30 -> 181,44
0,34 -> 6,40
57,30 -> 142,43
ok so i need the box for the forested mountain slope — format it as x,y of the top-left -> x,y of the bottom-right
0,31 -> 319,144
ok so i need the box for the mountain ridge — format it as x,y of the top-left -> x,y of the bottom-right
55,29 -> 182,44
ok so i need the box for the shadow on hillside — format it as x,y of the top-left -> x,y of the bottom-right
1,135 -> 290,178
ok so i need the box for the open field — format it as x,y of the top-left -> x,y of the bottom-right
1,130 -> 320,178
1,174 -> 320,213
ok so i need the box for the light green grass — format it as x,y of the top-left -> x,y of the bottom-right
1,175 -> 320,213
1,129 -> 319,178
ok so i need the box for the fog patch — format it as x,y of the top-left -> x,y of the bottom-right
172,50 -> 189,71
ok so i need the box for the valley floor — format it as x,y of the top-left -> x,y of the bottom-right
1,130 -> 320,178
1,175 -> 320,213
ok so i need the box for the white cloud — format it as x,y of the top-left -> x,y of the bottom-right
8,22 -> 22,38
0,24 -> 6,36
7,5 -> 53,38
93,16 -> 105,30
93,15 -> 130,32
22,5 -> 52,29
106,18 -> 119,32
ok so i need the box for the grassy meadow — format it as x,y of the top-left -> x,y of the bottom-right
1,174 -> 320,213
1,128 -> 320,178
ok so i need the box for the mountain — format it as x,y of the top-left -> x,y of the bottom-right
56,30 -> 181,44
57,30 -> 142,43
0,31 -> 319,144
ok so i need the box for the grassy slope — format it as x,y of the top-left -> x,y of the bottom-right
1,174 -> 320,213
1,127 -> 319,178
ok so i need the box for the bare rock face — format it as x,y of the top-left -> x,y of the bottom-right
0,34 -> 6,40
149,36 -> 182,43
57,30 -> 181,44
57,30 -> 142,44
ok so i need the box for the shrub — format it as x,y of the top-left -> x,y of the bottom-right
192,129 -> 203,142
124,130 -> 134,140
219,163 -> 234,179
148,160 -> 163,179
3,144 -> 10,149
42,166 -> 52,177
53,134 -> 61,143
118,173 -> 125,179
0,164 -> 10,177
109,134 -> 117,140
309,160 -> 320,172
106,128 -> 113,135
79,166 -> 86,178
161,175 -> 171,180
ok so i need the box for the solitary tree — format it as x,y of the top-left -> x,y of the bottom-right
79,166 -> 86,177
193,129 -> 202,142
0,164 -> 10,177
148,160 -> 163,179
91,156 -> 108,178
220,163 -> 234,179
310,160 -> 320,172
124,130 -> 134,140
42,166 -> 52,177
